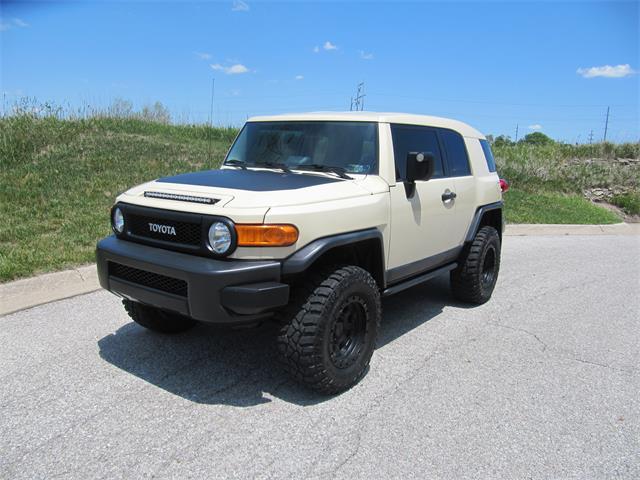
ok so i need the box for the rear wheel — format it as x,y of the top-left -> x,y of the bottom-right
450,226 -> 501,304
122,300 -> 197,333
277,265 -> 381,395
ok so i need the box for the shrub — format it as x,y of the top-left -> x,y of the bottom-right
616,142 -> 639,159
611,192 -> 640,215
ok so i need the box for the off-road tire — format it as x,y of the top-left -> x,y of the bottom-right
123,300 -> 197,333
277,265 -> 381,395
450,225 -> 501,304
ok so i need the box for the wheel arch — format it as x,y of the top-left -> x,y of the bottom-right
464,201 -> 503,243
281,228 -> 386,289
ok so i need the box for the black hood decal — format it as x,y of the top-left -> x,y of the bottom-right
157,169 -> 342,191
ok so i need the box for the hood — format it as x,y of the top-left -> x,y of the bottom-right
123,168 -> 383,210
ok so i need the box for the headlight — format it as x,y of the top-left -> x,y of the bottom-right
112,207 -> 125,234
208,221 -> 232,255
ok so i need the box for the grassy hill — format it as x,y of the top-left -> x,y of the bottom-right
0,115 -> 235,281
1,115 -> 637,281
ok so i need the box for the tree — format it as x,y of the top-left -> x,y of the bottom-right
522,131 -> 553,145
109,98 -> 133,118
493,135 -> 514,147
141,101 -> 171,124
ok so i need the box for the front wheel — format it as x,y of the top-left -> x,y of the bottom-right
450,226 -> 501,304
277,266 -> 381,395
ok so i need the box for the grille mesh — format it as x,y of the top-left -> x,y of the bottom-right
109,262 -> 188,297
127,214 -> 201,246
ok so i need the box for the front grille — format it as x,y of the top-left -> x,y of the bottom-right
109,262 -> 188,297
127,214 -> 201,246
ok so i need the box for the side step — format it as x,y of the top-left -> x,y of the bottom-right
382,263 -> 457,297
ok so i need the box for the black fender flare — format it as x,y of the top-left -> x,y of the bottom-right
281,228 -> 385,277
464,201 -> 504,242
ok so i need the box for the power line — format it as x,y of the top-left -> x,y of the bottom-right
603,106 -> 610,142
367,92 -> 633,109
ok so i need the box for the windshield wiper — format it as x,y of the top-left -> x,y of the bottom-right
259,161 -> 292,174
225,159 -> 247,169
295,164 -> 353,180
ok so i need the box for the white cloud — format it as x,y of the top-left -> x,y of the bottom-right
323,41 -> 338,51
528,124 -> 542,131
195,51 -> 212,60
231,0 -> 250,12
210,63 -> 250,75
230,89 -> 241,96
577,64 -> 636,78
13,18 -> 29,28
295,75 -> 304,80
313,46 -> 320,53
1,18 -> 29,31
359,50 -> 374,60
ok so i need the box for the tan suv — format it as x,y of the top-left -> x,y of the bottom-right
96,112 -> 505,394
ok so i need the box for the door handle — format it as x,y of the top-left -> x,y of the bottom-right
441,190 -> 457,202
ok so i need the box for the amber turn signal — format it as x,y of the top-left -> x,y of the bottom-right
236,224 -> 299,247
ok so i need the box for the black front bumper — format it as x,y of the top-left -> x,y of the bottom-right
96,236 -> 289,324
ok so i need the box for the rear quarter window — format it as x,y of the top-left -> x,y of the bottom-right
440,130 -> 471,176
479,139 -> 497,173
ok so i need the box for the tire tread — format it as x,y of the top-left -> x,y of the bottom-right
276,265 -> 381,395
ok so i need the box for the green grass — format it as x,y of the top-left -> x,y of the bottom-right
0,115 -> 236,281
494,142 -> 639,194
503,190 -> 621,224
494,141 -> 638,224
611,192 -> 640,215
0,113 -> 637,281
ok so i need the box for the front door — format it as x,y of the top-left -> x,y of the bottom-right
386,124 -> 459,283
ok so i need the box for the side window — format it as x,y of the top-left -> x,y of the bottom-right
390,124 -> 444,180
479,139 -> 497,172
440,130 -> 471,176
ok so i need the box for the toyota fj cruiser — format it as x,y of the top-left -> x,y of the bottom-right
96,112 -> 505,394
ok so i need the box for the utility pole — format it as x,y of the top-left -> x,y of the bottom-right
603,106 -> 610,142
588,130 -> 594,144
515,124 -> 519,142
208,78 -> 215,162
209,77 -> 215,127
350,82 -> 366,111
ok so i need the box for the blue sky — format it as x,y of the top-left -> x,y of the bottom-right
1,0 -> 638,142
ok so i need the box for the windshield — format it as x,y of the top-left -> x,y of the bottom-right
224,121 -> 378,174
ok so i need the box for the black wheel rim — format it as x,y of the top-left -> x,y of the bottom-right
329,295 -> 368,369
481,246 -> 497,289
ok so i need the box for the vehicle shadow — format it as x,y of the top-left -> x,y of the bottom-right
98,276 -> 459,407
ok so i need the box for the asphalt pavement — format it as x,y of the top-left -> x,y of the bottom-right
1,235 -> 638,479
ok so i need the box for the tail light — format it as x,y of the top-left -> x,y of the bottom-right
499,178 -> 510,193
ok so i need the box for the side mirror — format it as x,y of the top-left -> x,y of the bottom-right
405,152 -> 435,197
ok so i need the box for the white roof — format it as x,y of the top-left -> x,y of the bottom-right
247,111 -> 485,139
